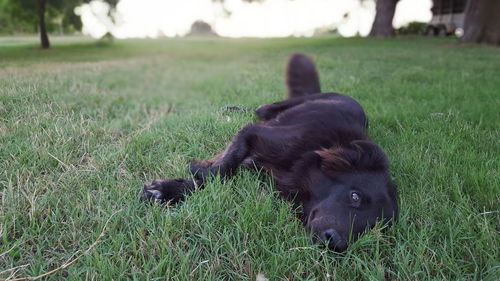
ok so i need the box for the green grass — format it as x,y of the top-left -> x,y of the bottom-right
0,36 -> 499,280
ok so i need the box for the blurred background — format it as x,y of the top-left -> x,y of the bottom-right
0,0 -> 498,48
1,1 -> 499,281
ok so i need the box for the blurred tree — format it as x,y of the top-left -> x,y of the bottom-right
1,0 -> 118,49
37,0 -> 50,48
461,0 -> 500,45
369,0 -> 399,37
188,21 -> 217,36
0,0 -> 83,34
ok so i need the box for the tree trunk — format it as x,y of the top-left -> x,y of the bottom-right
461,0 -> 500,45
369,0 -> 399,37
37,0 -> 50,49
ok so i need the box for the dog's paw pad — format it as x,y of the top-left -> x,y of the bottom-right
140,178 -> 200,204
145,189 -> 163,199
140,182 -> 166,203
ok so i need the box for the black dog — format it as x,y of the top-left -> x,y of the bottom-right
141,54 -> 398,252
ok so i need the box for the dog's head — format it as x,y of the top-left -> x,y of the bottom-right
278,140 -> 398,252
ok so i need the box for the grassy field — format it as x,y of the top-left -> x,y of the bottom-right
0,36 -> 498,280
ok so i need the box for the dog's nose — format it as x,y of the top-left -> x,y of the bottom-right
320,229 -> 348,252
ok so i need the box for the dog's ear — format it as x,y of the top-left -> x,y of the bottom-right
315,140 -> 389,172
286,53 -> 321,98
274,151 -> 321,201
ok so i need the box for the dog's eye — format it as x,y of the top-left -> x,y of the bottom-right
351,192 -> 361,203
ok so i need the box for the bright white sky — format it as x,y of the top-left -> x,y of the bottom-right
74,0 -> 432,39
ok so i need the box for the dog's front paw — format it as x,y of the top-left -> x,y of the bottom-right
140,178 -> 199,204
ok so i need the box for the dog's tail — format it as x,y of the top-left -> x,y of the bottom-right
286,53 -> 321,98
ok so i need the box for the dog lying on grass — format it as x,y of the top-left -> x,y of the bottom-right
140,54 -> 398,252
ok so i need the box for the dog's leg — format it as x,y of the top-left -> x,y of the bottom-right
190,124 -> 257,180
142,124 -> 260,204
255,93 -> 332,121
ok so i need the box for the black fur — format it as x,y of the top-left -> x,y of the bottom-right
141,54 -> 398,252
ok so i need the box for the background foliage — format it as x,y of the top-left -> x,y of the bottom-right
0,0 -> 82,34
